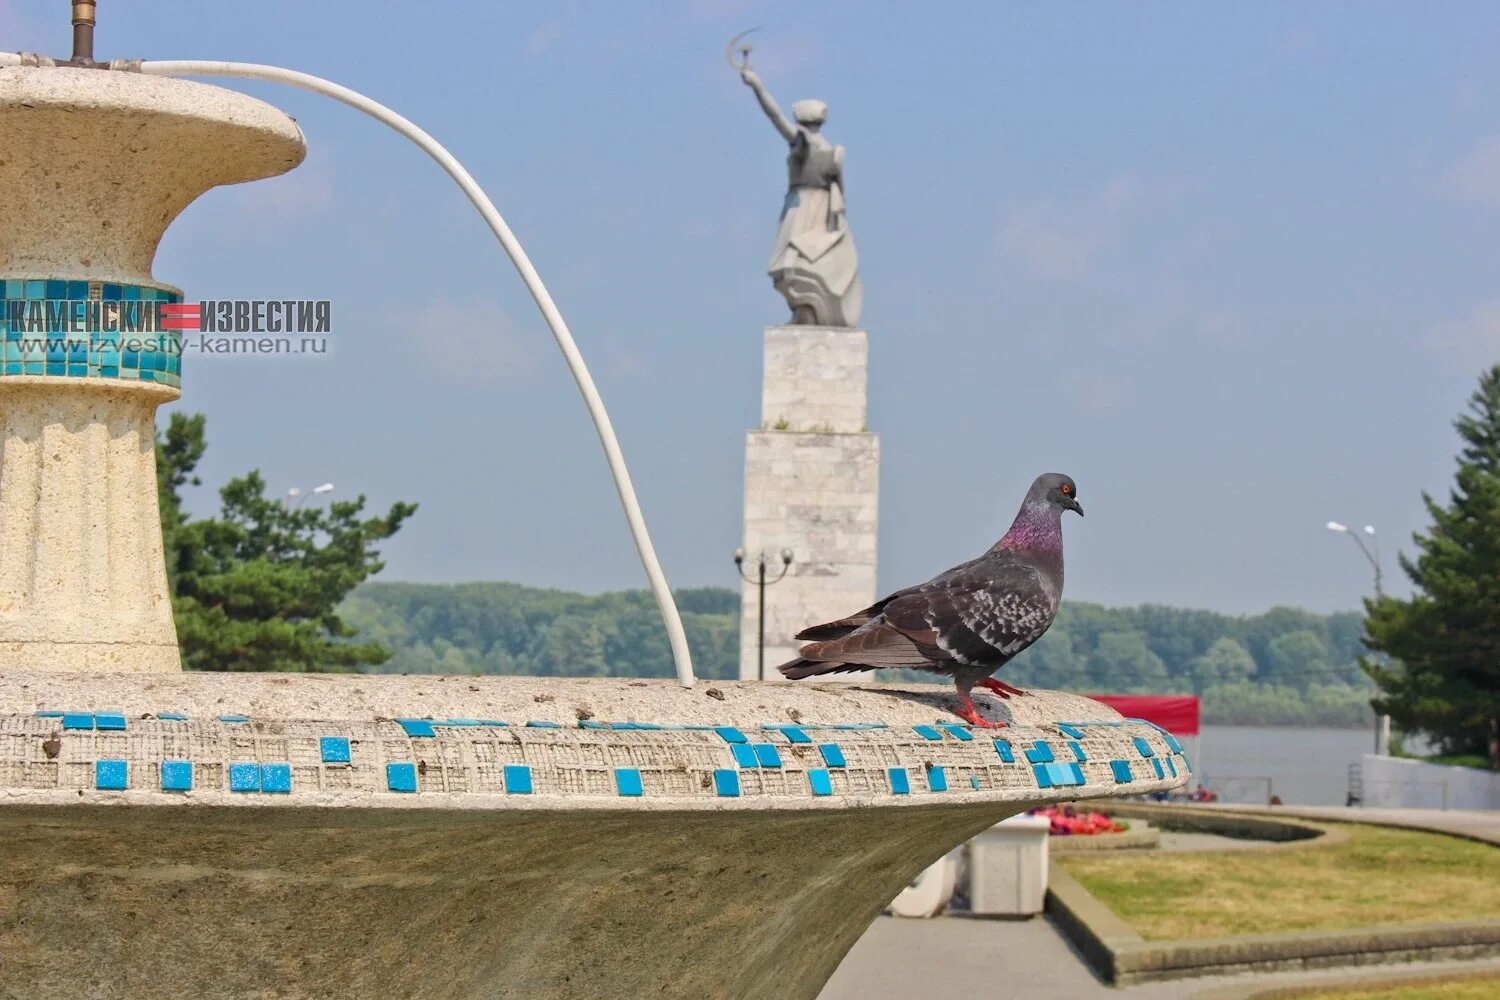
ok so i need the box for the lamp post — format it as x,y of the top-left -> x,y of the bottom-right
734,547 -> 793,681
286,483 -> 335,508
1325,521 -> 1382,599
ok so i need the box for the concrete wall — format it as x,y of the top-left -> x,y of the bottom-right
741,327 -> 878,678
1361,753 -> 1500,810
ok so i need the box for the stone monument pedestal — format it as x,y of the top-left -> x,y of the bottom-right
741,325 -> 879,679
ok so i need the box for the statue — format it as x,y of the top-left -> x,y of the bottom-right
732,33 -> 863,328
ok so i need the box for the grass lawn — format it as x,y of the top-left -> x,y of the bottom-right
1290,974 -> 1500,999
1057,823 -> 1500,940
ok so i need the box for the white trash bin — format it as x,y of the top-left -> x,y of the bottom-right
886,849 -> 960,918
966,813 -> 1050,916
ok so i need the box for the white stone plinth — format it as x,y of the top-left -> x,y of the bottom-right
742,326 -> 879,679
967,813 -> 1051,916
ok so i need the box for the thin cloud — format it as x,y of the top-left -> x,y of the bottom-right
1426,301 -> 1500,368
1446,136 -> 1500,207
407,298 -> 535,382
999,176 -> 1135,280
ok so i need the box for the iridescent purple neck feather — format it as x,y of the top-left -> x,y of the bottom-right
996,500 -> 1065,554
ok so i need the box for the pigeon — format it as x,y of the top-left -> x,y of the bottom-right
777,473 -> 1082,728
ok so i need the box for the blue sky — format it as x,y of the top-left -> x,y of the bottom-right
6,1 -> 1499,614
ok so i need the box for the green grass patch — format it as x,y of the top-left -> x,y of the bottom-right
1421,753 -> 1490,769
1057,823 -> 1500,941
1289,974 -> 1500,999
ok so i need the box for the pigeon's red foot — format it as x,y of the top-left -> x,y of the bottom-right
954,693 -> 1009,729
980,677 -> 1030,699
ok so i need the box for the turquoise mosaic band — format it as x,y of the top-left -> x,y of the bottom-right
0,278 -> 183,388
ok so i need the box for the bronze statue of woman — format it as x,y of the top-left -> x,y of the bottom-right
735,44 -> 863,328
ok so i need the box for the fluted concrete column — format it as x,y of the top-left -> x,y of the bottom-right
0,67 -> 305,671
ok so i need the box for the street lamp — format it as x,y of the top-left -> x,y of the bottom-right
1325,521 -> 1383,599
286,483 -> 335,508
735,547 -> 794,681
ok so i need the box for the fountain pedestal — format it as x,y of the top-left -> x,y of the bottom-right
0,67 -> 304,672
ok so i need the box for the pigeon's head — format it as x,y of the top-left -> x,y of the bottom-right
1028,473 -> 1083,517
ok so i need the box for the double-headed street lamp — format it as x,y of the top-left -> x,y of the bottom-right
735,547 -> 794,681
286,483 -> 335,508
1325,521 -> 1383,599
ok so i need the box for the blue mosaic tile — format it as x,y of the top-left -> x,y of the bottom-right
320,737 -> 351,764
1133,737 -> 1155,758
397,719 -> 436,737
808,769 -> 834,796
1166,756 -> 1178,778
926,766 -> 949,792
752,743 -> 782,768
525,720 -> 562,729
95,759 -> 127,790
939,724 -> 974,741
1033,762 -> 1084,789
779,726 -> 812,744
157,712 -> 188,721
615,767 -> 644,797
1066,763 -> 1085,785
971,776 -> 981,790
1032,763 -> 1054,789
478,720 -> 509,727
229,762 -> 261,793
888,768 -> 911,795
713,768 -> 741,797
1164,733 -> 1184,753
160,760 -> 192,792
62,713 -> 93,731
94,713 -> 127,731
818,743 -> 847,768
1110,760 -> 1133,783
714,726 -> 748,744
1181,754 -> 1193,773
503,764 -> 532,794
1152,758 -> 1166,779
1068,741 -> 1088,762
219,714 -> 250,723
730,743 -> 758,769
1025,741 -> 1055,764
994,739 -> 1015,763
261,764 -> 292,794
386,763 -> 418,793
913,725 -> 944,741
444,718 -> 482,727
1057,723 -> 1086,739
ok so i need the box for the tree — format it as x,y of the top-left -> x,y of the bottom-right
1265,630 -> 1330,690
1189,637 -> 1257,693
1364,365 -> 1500,770
1089,630 -> 1170,691
156,413 -> 417,672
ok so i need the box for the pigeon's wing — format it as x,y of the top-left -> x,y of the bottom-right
879,555 -> 1057,667
794,558 -> 981,641
794,621 -> 948,669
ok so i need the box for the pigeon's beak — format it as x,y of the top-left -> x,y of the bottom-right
1063,497 -> 1083,517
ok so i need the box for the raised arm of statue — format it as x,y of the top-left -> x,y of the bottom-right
740,68 -> 797,144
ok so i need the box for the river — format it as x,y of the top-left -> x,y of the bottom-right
1190,724 -> 1377,806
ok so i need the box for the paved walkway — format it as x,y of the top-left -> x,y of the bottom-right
821,914 -> 1500,1000
821,803 -> 1500,999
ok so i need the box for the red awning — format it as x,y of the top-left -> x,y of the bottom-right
1085,694 -> 1200,736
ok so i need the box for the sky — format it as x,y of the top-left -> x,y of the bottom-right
5,1 -> 1499,615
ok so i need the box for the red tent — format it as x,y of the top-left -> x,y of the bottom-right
1085,694 -> 1200,736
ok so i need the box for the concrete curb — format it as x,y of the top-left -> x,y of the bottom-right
1187,956 -> 1500,999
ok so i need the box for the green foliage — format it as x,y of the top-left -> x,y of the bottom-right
342,581 -> 1375,725
1363,365 -> 1500,769
157,413 -> 417,672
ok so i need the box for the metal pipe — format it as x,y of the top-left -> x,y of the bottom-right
71,1 -> 96,64
134,59 -> 698,687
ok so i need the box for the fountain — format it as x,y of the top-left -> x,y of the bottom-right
0,10 -> 1187,998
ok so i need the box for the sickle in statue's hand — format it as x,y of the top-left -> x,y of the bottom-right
725,27 -> 759,70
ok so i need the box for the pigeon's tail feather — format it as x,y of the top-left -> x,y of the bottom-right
795,617 -> 868,641
777,657 -> 865,680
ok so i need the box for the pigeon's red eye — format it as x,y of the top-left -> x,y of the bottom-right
1060,484 -> 1072,495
